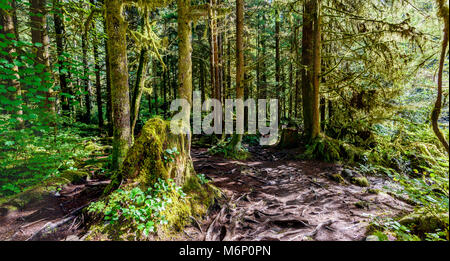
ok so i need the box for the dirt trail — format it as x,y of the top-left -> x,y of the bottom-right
0,158 -> 110,241
0,143 -> 412,241
183,145 -> 412,241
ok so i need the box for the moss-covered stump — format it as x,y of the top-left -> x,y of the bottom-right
277,128 -> 301,149
105,118 -> 194,193
91,118 -> 221,240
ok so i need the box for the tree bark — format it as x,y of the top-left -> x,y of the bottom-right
105,0 -> 132,170
30,0 -> 54,113
431,0 -> 449,153
229,0 -> 244,151
1,0 -> 23,128
131,48 -> 148,136
103,18 -> 113,136
82,17 -> 92,123
301,0 -> 321,139
53,0 -> 70,115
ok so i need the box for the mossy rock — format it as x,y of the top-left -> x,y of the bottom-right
351,176 -> 370,187
60,170 -> 89,184
328,173 -> 346,184
399,210 -> 449,234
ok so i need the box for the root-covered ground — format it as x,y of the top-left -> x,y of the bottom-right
0,143 -> 413,241
181,145 -> 412,241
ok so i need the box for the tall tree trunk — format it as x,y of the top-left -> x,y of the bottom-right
301,0 -> 321,139
53,0 -> 70,115
431,0 -> 449,153
295,26 -> 300,119
275,8 -> 281,120
153,60 -> 158,114
177,0 -> 193,107
229,0 -> 244,151
30,0 -> 54,113
131,48 -> 148,137
82,16 -> 92,123
93,32 -> 103,130
130,17 -> 149,136
105,0 -> 131,170
260,15 -> 267,99
104,18 -> 113,136
90,0 -> 103,130
1,0 -> 23,128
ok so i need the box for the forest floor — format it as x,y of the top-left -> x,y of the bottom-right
0,141 -> 413,241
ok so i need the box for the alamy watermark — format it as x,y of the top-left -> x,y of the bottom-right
169,91 -> 279,145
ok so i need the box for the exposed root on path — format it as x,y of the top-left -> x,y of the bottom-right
182,145 -> 413,241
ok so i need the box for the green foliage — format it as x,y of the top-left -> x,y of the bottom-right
197,173 -> 210,185
162,146 -> 180,163
208,138 -> 250,160
301,136 -> 341,162
88,178 -> 186,236
0,119 -> 102,197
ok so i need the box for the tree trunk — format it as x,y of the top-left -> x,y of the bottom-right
105,0 -> 131,170
82,21 -> 92,123
93,32 -> 103,130
30,0 -> 54,113
131,48 -> 148,137
275,8 -> 281,120
1,0 -> 23,128
104,18 -> 113,136
229,0 -> 244,151
431,0 -> 449,153
301,0 -> 321,139
53,0 -> 70,115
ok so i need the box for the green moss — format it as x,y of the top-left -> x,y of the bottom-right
115,118 -> 193,187
399,210 -> 449,234
60,170 -> 89,184
367,188 -> 380,194
301,135 -> 341,162
328,173 -> 346,184
0,176 -> 71,210
355,200 -> 370,209
89,118 -> 220,241
351,176 -> 370,187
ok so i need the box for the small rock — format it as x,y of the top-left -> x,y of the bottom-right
365,235 -> 379,241
65,235 -> 80,241
341,169 -> 353,179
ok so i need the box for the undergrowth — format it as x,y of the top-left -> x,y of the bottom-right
87,178 -> 186,237
0,118 -> 104,197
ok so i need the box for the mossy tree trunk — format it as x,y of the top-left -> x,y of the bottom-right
431,0 -> 449,153
30,0 -> 55,114
105,0 -> 132,170
0,0 -> 23,128
53,0 -> 70,116
177,0 -> 193,107
229,0 -> 244,151
301,0 -> 321,140
104,18 -> 113,137
131,48 -> 149,137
